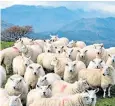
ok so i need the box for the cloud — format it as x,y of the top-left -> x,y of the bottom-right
1,0 -> 115,14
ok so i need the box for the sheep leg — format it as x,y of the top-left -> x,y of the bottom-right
103,88 -> 106,98
108,86 -> 111,98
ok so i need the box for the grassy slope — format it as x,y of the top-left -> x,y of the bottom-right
1,41 -> 115,106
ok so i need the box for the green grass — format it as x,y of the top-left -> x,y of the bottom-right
0,41 -> 14,50
1,41 -> 115,106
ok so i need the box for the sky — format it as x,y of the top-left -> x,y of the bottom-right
1,0 -> 115,14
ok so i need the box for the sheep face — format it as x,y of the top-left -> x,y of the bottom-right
55,46 -> 64,54
37,76 -> 48,86
93,44 -> 104,56
82,93 -> 92,105
77,49 -> 88,60
22,56 -> 32,67
44,43 -> 53,53
65,48 -> 73,58
21,45 -> 28,54
102,65 -> 114,76
9,95 -> 22,106
65,61 -> 76,73
108,54 -> 115,64
10,78 -> 23,90
50,35 -> 58,42
92,58 -> 105,69
28,64 -> 42,76
51,57 -> 59,66
86,89 -> 99,103
36,85 -> 52,98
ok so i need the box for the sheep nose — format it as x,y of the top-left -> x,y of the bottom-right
70,70 -> 72,72
13,87 -> 16,89
103,73 -> 105,76
97,52 -> 100,55
69,55 -> 70,57
43,92 -> 46,95
81,56 -> 83,58
58,51 -> 60,53
92,98 -> 94,101
48,50 -> 50,52
34,72 -> 37,75
25,64 -> 28,67
97,66 -> 99,69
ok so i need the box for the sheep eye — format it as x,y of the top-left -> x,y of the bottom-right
66,64 -> 68,66
29,66 -> 33,69
38,66 -> 41,69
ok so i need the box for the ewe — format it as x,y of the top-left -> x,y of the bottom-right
24,63 -> 45,89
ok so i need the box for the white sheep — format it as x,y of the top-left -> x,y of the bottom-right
52,79 -> 89,96
51,57 -> 72,78
106,54 -> 115,69
88,58 -> 106,69
67,40 -> 76,48
76,41 -> 86,49
65,47 -> 80,61
24,63 -> 45,89
15,37 -> 34,45
5,74 -> 28,104
44,42 -> 54,53
0,92 -> 22,106
78,65 -> 115,98
64,61 -> 86,83
21,43 -> 42,62
106,47 -> 115,55
27,85 -> 52,106
36,73 -> 61,86
13,54 -> 33,76
0,65 -> 6,87
0,46 -> 21,74
50,35 -> 59,42
30,91 -> 93,106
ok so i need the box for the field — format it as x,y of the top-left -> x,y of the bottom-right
1,41 -> 115,106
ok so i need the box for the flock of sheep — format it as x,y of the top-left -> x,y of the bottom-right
0,35 -> 115,106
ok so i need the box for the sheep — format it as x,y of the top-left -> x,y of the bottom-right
13,54 -> 33,76
51,79 -> 89,96
78,65 -> 115,98
67,40 -> 76,48
52,37 -> 69,47
21,43 -> 42,62
24,63 -> 45,89
106,54 -> 115,69
106,47 -> 115,55
93,44 -> 108,61
15,37 -> 34,45
88,58 -> 106,69
27,85 -> 52,106
76,41 -> 86,49
0,45 -> 21,74
65,47 -> 80,61
64,61 -> 86,83
50,35 -> 59,42
5,74 -> 28,104
51,57 -> 72,78
36,73 -> 61,86
0,65 -> 6,87
29,91 -> 93,106
0,93 -> 22,106
44,42 -> 54,53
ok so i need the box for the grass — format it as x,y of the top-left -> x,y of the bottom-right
0,41 -> 14,50
1,41 -> 115,106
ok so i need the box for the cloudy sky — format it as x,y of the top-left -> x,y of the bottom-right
1,0 -> 115,14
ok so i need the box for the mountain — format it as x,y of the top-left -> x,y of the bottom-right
57,17 -> 115,48
1,20 -> 13,31
1,5 -> 79,32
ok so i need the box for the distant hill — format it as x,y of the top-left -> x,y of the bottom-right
1,20 -> 13,31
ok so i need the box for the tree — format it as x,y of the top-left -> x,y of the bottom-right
1,25 -> 33,41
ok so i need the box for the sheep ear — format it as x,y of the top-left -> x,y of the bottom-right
44,77 -> 47,80
17,94 -> 22,98
10,78 -> 14,81
77,50 -> 80,52
47,84 -> 52,89
71,49 -> 73,53
21,40 -> 23,44
92,60 -> 95,63
61,46 -> 64,49
28,56 -> 31,60
95,88 -> 99,93
101,43 -> 104,47
44,40 -> 46,42
108,54 -> 111,57
85,50 -> 88,53
85,89 -> 89,93
73,61 -> 76,66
